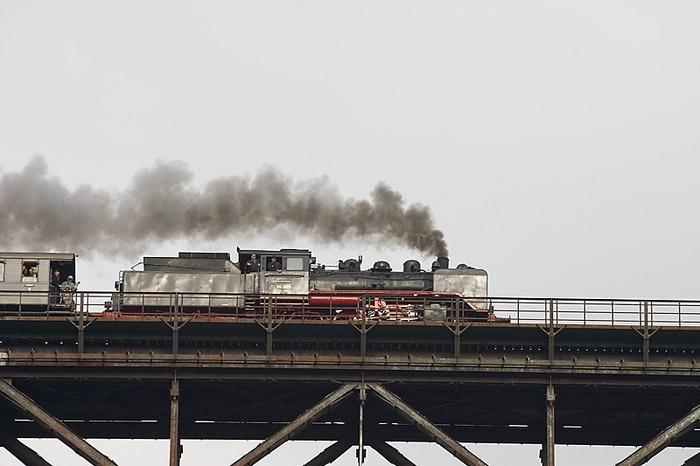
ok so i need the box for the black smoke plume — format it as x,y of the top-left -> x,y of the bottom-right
0,156 -> 449,258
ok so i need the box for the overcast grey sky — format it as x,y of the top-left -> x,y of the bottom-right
2,1 -> 700,464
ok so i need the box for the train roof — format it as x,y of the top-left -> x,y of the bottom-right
142,253 -> 239,273
236,247 -> 313,256
0,252 -> 76,260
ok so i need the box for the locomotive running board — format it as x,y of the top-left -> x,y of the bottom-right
231,381 -> 490,466
0,378 -> 118,466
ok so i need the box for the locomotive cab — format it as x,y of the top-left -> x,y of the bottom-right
236,247 -> 313,295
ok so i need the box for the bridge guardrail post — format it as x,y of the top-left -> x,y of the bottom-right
643,301 -> 650,366
548,299 -> 555,362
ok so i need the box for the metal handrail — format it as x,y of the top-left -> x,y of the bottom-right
3,291 -> 700,327
484,296 -> 700,327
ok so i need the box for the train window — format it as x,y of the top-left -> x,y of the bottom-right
0,261 -> 4,281
286,257 -> 305,271
21,260 -> 39,282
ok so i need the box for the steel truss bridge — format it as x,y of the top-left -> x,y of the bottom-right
2,292 -> 700,466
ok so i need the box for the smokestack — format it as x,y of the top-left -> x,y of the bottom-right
437,256 -> 449,270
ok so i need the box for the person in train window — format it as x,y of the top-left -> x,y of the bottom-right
21,262 -> 38,282
267,256 -> 282,272
244,253 -> 260,273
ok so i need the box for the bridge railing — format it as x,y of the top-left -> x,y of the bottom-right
3,291 -> 700,327
0,291 -> 116,318
484,297 -> 700,327
93,292 -> 496,323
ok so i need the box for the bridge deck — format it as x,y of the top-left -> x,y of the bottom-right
1,301 -> 700,446
2,295 -> 700,466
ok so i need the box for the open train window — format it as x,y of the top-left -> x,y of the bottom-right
0,261 -> 4,281
21,260 -> 39,282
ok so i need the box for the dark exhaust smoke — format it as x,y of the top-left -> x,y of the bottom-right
0,156 -> 449,258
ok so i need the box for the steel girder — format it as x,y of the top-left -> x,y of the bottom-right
231,381 -> 490,466
616,403 -> 700,466
0,378 -> 117,466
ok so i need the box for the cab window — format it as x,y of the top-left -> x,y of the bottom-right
286,257 -> 305,271
0,261 -> 4,281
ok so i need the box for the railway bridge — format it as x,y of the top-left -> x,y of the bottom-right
2,293 -> 700,466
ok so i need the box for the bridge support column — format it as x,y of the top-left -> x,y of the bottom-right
540,384 -> 556,466
169,378 -> 181,466
357,382 -> 366,466
0,378 -> 117,466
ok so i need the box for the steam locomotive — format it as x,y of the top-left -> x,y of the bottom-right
0,248 -> 495,321
116,247 -> 492,321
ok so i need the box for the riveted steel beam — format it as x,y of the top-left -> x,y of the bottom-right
368,440 -> 419,466
169,378 -> 181,466
303,436 -> 354,466
232,382 -> 358,466
0,378 -> 117,466
541,384 -> 555,466
616,403 -> 700,466
683,451 -> 700,466
0,435 -> 52,466
367,382 -> 489,466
